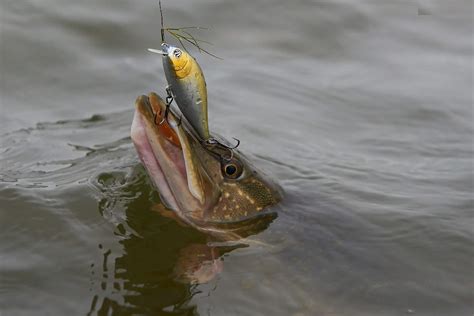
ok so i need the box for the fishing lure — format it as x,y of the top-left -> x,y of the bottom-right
148,1 -> 239,159
162,43 -> 209,140
148,1 -> 213,140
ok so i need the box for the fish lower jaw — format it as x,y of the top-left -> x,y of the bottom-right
131,109 -> 180,211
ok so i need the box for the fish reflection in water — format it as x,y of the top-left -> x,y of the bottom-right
88,167 -> 275,315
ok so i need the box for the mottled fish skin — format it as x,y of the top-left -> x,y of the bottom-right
161,43 -> 210,140
131,93 -> 281,239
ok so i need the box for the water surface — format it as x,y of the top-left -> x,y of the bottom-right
1,0 -> 472,315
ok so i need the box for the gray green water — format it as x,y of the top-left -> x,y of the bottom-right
1,0 -> 473,315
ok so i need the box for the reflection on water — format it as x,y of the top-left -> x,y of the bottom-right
90,173 -> 205,315
89,167 -> 249,314
1,0 -> 472,315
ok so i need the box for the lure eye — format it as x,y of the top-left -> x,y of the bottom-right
173,49 -> 182,58
221,159 -> 243,179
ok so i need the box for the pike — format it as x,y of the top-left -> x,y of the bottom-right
131,93 -> 281,239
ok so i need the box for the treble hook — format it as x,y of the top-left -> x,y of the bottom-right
153,109 -> 162,125
160,87 -> 174,125
228,137 -> 240,149
204,137 -> 240,149
152,107 -> 181,126
202,137 -> 240,161
153,87 -> 174,126
221,137 -> 240,161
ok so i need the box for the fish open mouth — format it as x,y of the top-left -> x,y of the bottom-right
131,93 -> 213,222
131,94 -> 183,211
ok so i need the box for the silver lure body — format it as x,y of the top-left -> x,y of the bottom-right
161,43 -> 209,140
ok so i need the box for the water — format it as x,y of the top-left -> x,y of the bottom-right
1,0 -> 472,315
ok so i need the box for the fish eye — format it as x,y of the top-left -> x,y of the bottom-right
173,49 -> 182,58
226,164 -> 237,175
221,160 -> 243,179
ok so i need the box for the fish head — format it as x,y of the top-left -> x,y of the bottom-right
131,93 -> 281,237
